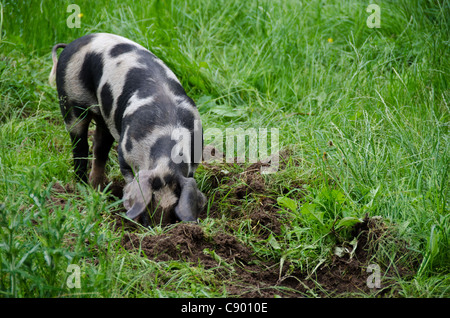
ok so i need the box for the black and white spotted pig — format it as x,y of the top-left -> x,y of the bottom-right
49,33 -> 205,226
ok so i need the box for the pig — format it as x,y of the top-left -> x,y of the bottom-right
49,33 -> 205,226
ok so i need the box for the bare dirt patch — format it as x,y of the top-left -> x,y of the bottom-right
49,182 -> 76,208
311,216 -> 388,295
119,214 -> 402,297
121,223 -> 307,297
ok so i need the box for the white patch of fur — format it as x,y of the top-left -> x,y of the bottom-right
154,185 -> 178,209
91,33 -> 148,54
122,92 -> 155,118
63,44 -> 97,106
153,156 -> 172,175
151,157 -> 178,209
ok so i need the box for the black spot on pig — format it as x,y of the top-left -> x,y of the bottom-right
115,67 -> 156,132
125,137 -> 133,152
150,135 -> 175,161
136,49 -> 159,69
110,43 -> 135,57
168,78 -> 186,96
79,52 -> 104,94
118,146 -> 133,179
177,107 -> 195,132
100,83 -> 114,118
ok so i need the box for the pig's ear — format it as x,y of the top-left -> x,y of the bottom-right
123,171 -> 154,220
174,177 -> 206,222
125,201 -> 146,219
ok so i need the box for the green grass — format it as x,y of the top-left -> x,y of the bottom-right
1,0 -> 449,297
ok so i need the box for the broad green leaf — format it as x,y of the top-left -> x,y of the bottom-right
300,203 -> 324,225
336,217 -> 363,229
267,234 -> 281,250
277,196 -> 297,212
332,189 -> 347,204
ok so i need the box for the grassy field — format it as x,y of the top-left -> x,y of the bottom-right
0,0 -> 449,298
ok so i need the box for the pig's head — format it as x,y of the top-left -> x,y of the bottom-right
123,170 -> 206,226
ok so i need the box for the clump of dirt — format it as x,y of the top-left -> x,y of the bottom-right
202,147 -> 295,185
200,159 -> 287,241
122,224 -> 251,265
119,214 -> 409,297
207,149 -> 304,231
352,216 -> 389,260
248,197 -> 283,238
310,215 -> 401,296
200,148 -> 297,221
201,162 -> 267,200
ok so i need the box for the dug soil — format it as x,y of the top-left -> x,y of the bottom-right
119,212 -> 396,297
116,150 -> 401,297
50,148 -> 410,297
121,223 -> 305,297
